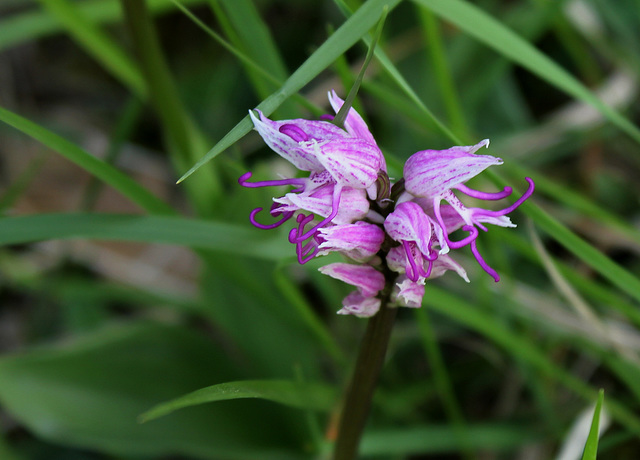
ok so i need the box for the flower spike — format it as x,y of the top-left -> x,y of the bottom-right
240,92 -> 534,316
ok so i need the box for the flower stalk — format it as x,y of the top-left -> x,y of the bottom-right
238,89 -> 534,458
333,287 -> 398,460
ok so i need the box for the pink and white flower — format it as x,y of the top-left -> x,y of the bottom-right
319,263 -> 385,318
240,90 -> 534,316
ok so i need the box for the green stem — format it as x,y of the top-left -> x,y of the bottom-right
333,301 -> 397,460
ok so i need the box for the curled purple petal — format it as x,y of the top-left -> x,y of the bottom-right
249,207 -> 294,230
467,227 -> 500,282
290,184 -> 343,243
384,202 -> 433,256
402,241 -> 428,282
433,200 -> 480,249
455,183 -> 512,201
479,177 -> 535,217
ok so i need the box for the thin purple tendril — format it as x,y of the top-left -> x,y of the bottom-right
249,207 -> 294,230
289,213 -> 320,264
319,114 -> 334,121
279,124 -> 308,142
455,183 -> 512,201
434,201 -> 479,249
425,240 -> 438,261
481,177 -> 535,217
402,241 -> 429,282
239,171 -> 306,189
424,258 -> 434,279
466,226 -> 500,282
290,185 -> 343,243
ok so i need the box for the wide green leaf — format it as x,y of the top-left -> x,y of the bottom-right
0,322 -> 303,459
414,0 -> 640,145
0,213 -> 289,260
140,379 -> 337,422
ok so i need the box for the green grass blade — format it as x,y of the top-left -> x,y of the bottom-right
121,0 -> 223,213
177,0 -> 402,183
332,0 -> 461,144
210,0 -> 288,99
168,0 -> 318,114
332,6 -> 387,128
526,202 -> 640,305
80,97 -> 144,212
360,424 -> 539,456
503,162 -> 640,247
582,390 -> 605,460
418,6 -> 469,139
414,0 -> 640,145
423,286 -> 640,436
0,213 -> 290,260
273,264 -> 346,366
37,0 -> 146,97
0,0 -> 205,52
0,154 -> 47,215
139,379 -> 337,422
0,106 -> 174,215
414,308 -> 472,457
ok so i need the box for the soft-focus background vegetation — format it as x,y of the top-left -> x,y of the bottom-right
0,0 -> 639,458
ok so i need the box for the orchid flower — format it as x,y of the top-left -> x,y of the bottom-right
403,140 -> 534,281
239,93 -> 385,264
387,245 -> 469,307
383,202 -> 439,282
240,90 -> 534,316
319,263 -> 385,318
317,221 -> 385,263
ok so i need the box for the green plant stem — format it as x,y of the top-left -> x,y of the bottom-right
333,301 -> 397,460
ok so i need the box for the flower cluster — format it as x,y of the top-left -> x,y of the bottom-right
240,91 -> 534,317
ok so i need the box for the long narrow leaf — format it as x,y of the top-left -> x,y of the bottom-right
582,390 -> 605,460
424,287 -> 640,436
0,106 -> 174,215
178,0 -> 402,182
139,379 -> 337,422
361,424 -> 539,456
37,0 -> 146,96
414,0 -> 640,145
0,0 -> 205,52
0,214 -> 289,260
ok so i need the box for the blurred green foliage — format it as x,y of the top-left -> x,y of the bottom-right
0,0 -> 638,458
